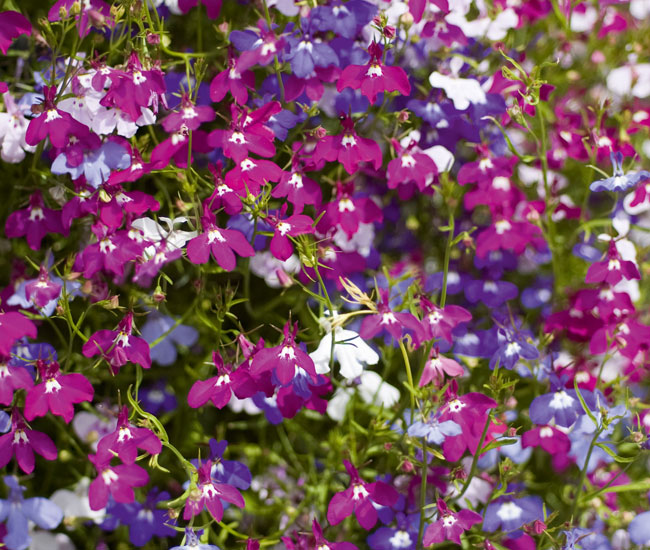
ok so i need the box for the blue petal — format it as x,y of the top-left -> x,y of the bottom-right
22,497 -> 63,530
629,511 -> 650,545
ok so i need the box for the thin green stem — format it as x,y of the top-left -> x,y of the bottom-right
417,437 -> 428,550
570,427 -> 602,525
452,412 -> 492,504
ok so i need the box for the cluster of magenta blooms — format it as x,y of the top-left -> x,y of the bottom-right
1,0 -> 650,549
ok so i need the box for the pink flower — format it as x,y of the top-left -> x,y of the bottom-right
178,0 -> 222,19
88,449 -> 149,510
317,181 -> 382,239
98,182 -> 161,230
0,11 -> 31,55
183,461 -> 245,521
327,460 -> 399,530
337,42 -> 411,104
188,351 -> 257,409
422,499 -> 482,546
250,321 -> 318,385
0,312 -> 37,356
0,356 -> 33,406
186,207 -> 255,270
417,297 -> 472,345
419,347 -> 465,387
522,425 -> 571,455
0,409 -> 57,474
271,145 -> 322,213
24,359 -> 94,423
387,138 -> 438,192
359,288 -> 423,342
82,312 -> 151,374
313,115 -> 382,175
585,241 -> 640,285
161,93 -> 215,132
48,0 -> 113,37
96,406 -> 161,464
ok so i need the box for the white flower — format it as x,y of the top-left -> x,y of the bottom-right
29,532 -> 75,550
132,216 -> 198,259
249,251 -> 301,287
310,324 -> 379,380
429,58 -> 487,111
333,222 -> 375,257
50,478 -> 105,524
327,371 -> 400,421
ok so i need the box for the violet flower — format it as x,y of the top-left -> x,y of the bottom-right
423,499 -> 482,546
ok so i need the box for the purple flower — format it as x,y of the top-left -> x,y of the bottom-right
141,311 -> 199,366
0,312 -> 37,358
529,385 -> 596,428
111,489 -> 175,547
482,495 -> 544,532
367,512 -> 420,550
0,475 -> 63,550
5,190 -> 66,251
140,380 -> 178,415
96,406 -> 162,464
490,330 -> 539,370
284,19 -> 339,79
310,0 -> 377,39
628,511 -> 650,546
171,528 -> 220,550
590,152 -> 650,192
407,412 -> 462,445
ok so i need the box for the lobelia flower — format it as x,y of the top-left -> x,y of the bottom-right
521,425 -> 571,455
0,475 -> 63,550
230,20 -> 286,71
327,460 -> 399,530
140,311 -> 198,366
171,528 -> 220,550
284,18 -> 339,79
422,499 -> 482,546
267,209 -> 314,261
419,347 -> 465,387
224,156 -> 283,196
50,477 -> 105,525
416,297 -> 472,345
490,329 -> 539,370
250,321 -> 318,385
24,358 -> 94,423
140,380 -> 178,415
475,215 -> 542,259
87,449 -> 149,511
5,190 -> 66,251
464,278 -> 519,308
209,48 -> 256,105
23,265 -> 61,309
25,86 -> 89,148
0,91 -> 36,163
205,163 -> 243,215
186,206 -> 255,270
584,240 -> 640,285
0,11 -> 31,54
132,239 -> 183,287
188,351 -> 257,409
82,312 -> 152,374
110,488 -> 176,547
628,511 -> 650,546
271,145 -> 322,213
0,312 -> 37,356
359,288 -> 423,342
0,354 -> 33,406
429,62 -> 487,111
210,101 -> 280,163
367,512 -> 420,550
337,41 -> 410,105
311,0 -> 377,39
482,494 -> 545,532
310,314 -> 379,380
387,138 -> 439,192
97,182 -> 160,230
529,380 -> 597,428
317,181 -> 383,239
48,0 -> 113,37
313,114 -> 382,175
589,152 -> 650,192
204,439 -> 253,491
308,518 -> 359,550
327,370 -> 400,421
161,92 -> 215,132
183,461 -> 245,522
0,408 -> 57,474
407,411 -> 463,446
96,406 -> 162,464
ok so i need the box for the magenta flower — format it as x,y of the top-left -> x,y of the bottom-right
417,298 -> 472,345
88,449 -> 149,511
183,461 -> 245,522
5,190 -> 66,250
188,351 -> 257,409
24,265 -> 62,309
0,409 -> 57,474
327,460 -> 399,530
209,102 -> 280,163
522,425 -> 571,455
268,210 -> 314,262
224,157 -> 283,197
48,0 -> 113,37
98,182 -> 161,230
422,499 -> 482,546
359,288 -> 423,342
178,0 -> 221,18
209,49 -> 256,105
24,359 -> 94,423
0,355 -> 34,406
0,312 -> 37,356
271,146 -> 322,213
82,312 -> 151,374
337,41 -> 411,104
313,115 -> 382,175
186,207 -> 255,270
585,241 -> 640,285
309,519 -> 358,550
0,11 -> 31,54
96,406 -> 161,464
317,181 -> 382,239
25,86 -> 88,148
250,321 -> 318,386
205,163 -> 244,215
162,93 -> 215,133
387,138 -> 438,192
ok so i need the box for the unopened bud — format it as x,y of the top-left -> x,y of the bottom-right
397,110 -> 410,123
70,1 -> 81,16
383,25 -> 396,39
401,460 -> 414,473
106,295 -> 120,309
400,11 -> 414,29
312,126 -> 327,140
152,287 -> 166,302
147,32 -> 160,45
276,268 -> 293,288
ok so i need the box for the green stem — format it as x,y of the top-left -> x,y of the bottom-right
570,427 -> 602,524
440,212 -> 455,308
399,340 -> 416,424
417,437 -> 428,550
452,412 -> 492,504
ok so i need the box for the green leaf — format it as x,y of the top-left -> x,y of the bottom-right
594,442 -> 635,463
479,438 -> 518,456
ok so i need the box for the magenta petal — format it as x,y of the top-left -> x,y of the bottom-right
355,497 -> 378,530
205,494 -> 224,521
88,476 -> 109,511
327,491 -> 354,525
188,377 -> 219,408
